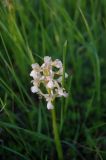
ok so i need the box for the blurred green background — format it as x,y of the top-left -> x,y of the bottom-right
0,0 -> 106,159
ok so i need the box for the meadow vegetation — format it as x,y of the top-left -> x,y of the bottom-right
0,0 -> 106,159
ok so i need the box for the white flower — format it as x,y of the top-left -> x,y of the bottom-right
30,70 -> 41,79
44,56 -> 51,63
32,79 -> 39,87
31,63 -> 40,70
31,86 -> 39,93
30,56 -> 68,110
57,88 -> 68,97
53,59 -> 62,68
47,80 -> 54,89
47,101 -> 54,109
30,70 -> 37,79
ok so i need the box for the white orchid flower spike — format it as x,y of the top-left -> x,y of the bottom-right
30,56 -> 68,109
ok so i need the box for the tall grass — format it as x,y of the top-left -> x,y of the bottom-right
0,0 -> 106,159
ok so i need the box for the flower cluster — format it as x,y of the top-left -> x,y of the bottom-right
30,56 -> 68,109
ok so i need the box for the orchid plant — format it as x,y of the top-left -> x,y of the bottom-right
30,56 -> 68,160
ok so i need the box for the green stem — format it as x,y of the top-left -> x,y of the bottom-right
51,108 -> 64,160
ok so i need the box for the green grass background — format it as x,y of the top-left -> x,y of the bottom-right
0,0 -> 106,159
